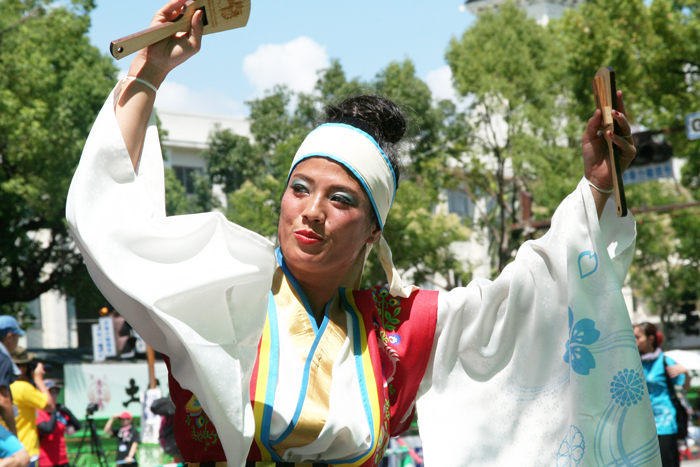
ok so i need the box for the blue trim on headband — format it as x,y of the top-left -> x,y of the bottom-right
290,153 -> 385,231
286,122 -> 398,229
316,123 -> 397,193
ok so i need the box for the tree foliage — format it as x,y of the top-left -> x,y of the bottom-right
0,0 -> 117,312
446,3 -> 579,275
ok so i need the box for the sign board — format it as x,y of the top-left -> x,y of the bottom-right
141,388 -> 163,444
686,112 -> 700,140
91,324 -> 105,363
99,316 -> 117,357
134,332 -> 147,354
622,160 -> 673,185
64,361 -> 169,421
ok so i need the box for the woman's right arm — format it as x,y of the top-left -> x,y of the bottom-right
37,411 -> 57,435
116,0 -> 204,170
66,3 -> 275,463
102,415 -> 116,436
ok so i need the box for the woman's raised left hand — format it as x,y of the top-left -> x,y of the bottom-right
581,90 -> 636,192
667,363 -> 688,379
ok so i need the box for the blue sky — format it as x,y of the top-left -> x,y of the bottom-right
88,1 -> 476,116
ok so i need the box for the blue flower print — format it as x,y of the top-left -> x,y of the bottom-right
556,425 -> 585,467
563,307 -> 601,375
610,369 -> 645,407
387,333 -> 401,345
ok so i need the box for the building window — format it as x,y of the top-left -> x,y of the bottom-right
447,190 -> 475,220
173,166 -> 203,194
26,298 -> 41,329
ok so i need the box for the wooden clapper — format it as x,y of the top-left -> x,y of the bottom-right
110,0 -> 251,60
592,66 -> 627,217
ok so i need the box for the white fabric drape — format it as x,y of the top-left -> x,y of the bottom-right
67,82 -> 657,467
416,180 -> 658,466
66,81 -> 276,467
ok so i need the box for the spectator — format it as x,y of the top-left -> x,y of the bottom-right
0,317 -> 23,436
103,412 -> 139,466
36,380 -> 81,467
10,349 -> 54,467
634,322 -> 690,467
149,397 -> 179,459
0,425 -> 29,467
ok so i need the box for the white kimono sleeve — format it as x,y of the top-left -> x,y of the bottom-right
66,81 -> 276,467
416,180 -> 660,466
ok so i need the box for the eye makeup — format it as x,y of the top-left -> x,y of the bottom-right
290,178 -> 310,192
331,191 -> 357,206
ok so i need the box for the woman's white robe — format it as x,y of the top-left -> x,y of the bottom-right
66,81 -> 659,467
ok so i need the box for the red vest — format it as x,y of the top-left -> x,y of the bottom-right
165,287 -> 438,466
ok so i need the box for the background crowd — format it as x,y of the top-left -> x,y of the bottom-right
0,316 -> 143,467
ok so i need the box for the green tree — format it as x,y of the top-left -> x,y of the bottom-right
365,60 -> 472,288
625,182 -> 700,337
200,127 -> 259,193
446,2 -> 578,275
0,0 -> 117,316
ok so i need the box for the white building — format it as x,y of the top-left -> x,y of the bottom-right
461,0 -> 581,26
158,110 -> 250,201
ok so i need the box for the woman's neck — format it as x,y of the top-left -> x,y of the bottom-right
640,347 -> 661,361
279,250 -> 359,325
296,276 -> 339,326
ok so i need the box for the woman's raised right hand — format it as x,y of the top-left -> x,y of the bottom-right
127,0 -> 205,89
116,0 -> 204,167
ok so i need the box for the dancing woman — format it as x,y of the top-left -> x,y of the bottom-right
67,1 -> 656,465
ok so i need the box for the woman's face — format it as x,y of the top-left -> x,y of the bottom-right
634,326 -> 655,354
279,157 -> 381,281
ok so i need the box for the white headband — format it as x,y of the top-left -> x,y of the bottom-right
288,123 -> 415,298
289,123 -> 396,230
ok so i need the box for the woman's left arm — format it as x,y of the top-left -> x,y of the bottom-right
415,100 -> 643,462
60,405 -> 82,431
667,363 -> 691,393
125,438 -> 139,463
581,90 -> 637,219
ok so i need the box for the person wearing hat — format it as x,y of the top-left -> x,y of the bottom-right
103,411 -> 139,466
0,316 -> 25,437
9,348 -> 54,467
36,380 -> 81,467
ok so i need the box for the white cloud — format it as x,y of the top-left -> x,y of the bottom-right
155,81 -> 246,116
243,37 -> 329,97
116,71 -> 245,116
426,65 -> 458,103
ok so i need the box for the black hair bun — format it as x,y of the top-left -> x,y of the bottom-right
322,94 -> 406,186
324,95 -> 407,145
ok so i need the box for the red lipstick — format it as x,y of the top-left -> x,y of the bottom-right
294,229 -> 323,245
